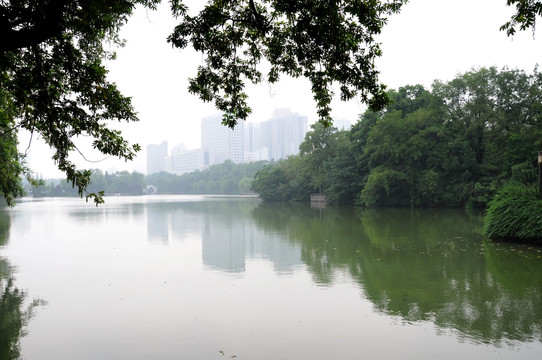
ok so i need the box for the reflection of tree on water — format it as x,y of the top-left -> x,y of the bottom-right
1,276 -> 26,360
0,211 -> 45,360
252,203 -> 369,285
251,202 -> 542,345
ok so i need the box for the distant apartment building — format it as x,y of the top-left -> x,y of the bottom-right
201,114 -> 244,166
158,109 -> 309,176
255,108 -> 308,161
244,122 -> 262,153
146,141 -> 168,175
165,147 -> 204,175
333,117 -> 352,131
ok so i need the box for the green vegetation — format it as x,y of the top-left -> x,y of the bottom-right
145,160 -> 266,195
29,170 -> 144,197
27,160 -> 266,197
0,82 -> 25,205
169,0 -> 406,127
483,184 -> 542,242
252,67 -> 542,209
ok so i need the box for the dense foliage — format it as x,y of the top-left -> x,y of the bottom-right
483,184 -> 542,242
27,160 -> 265,197
252,67 -> 542,208
0,84 -> 25,205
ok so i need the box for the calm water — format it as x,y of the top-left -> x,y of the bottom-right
1,196 -> 541,359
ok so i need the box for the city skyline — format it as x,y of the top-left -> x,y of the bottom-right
147,108 -> 316,176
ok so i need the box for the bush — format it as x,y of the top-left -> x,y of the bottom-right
483,184 -> 542,242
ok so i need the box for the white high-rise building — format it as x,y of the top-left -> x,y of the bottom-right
333,117 -> 352,131
201,114 -> 244,166
146,141 -> 168,175
258,109 -> 308,161
244,122 -> 262,153
165,147 -> 205,175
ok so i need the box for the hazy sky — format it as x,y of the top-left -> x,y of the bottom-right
20,0 -> 542,178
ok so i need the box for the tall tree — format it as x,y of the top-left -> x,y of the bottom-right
299,122 -> 341,193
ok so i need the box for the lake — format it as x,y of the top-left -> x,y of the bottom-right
1,196 -> 541,359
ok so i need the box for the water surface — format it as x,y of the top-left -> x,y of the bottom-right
1,196 -> 541,359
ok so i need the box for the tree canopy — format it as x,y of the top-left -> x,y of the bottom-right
252,67 -> 542,208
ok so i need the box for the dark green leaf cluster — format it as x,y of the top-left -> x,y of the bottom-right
501,0 -> 542,36
169,0 -> 406,127
251,158 -> 311,201
483,183 -> 542,242
252,67 -> 542,208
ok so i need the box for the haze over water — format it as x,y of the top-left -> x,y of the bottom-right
1,196 -> 541,359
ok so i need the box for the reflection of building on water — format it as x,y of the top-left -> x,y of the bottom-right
202,214 -> 302,274
146,203 -> 205,244
146,206 -> 169,244
145,200 -> 302,274
169,209 -> 203,241
245,227 -> 303,274
202,216 -> 246,272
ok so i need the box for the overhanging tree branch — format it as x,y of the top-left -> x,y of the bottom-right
0,0 -> 68,52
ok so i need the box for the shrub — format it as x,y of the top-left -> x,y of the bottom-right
483,183 -> 542,242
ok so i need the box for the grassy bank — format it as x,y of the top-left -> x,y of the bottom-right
483,184 -> 542,243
